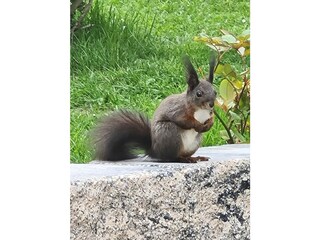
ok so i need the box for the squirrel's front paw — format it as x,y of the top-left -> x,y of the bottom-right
195,117 -> 213,133
203,117 -> 214,131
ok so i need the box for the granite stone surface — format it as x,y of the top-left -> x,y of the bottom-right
70,144 -> 250,240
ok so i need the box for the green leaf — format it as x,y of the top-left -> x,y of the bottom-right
215,64 -> 224,75
238,47 -> 245,56
219,79 -> 236,103
239,93 -> 250,111
227,101 -> 236,109
221,34 -> 237,44
240,29 -> 250,37
194,36 -> 209,43
244,48 -> 250,56
215,97 -> 228,111
220,29 -> 235,37
220,130 -> 230,140
210,37 -> 224,45
223,64 -> 237,79
233,79 -> 243,89
224,64 -> 232,75
232,128 -> 246,142
229,111 -> 241,121
240,69 -> 250,76
238,29 -> 250,41
207,43 -> 230,52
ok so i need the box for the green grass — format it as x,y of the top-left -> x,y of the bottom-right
71,0 -> 250,163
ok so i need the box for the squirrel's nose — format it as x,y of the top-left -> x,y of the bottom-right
209,101 -> 214,108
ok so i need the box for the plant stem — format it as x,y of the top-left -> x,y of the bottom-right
214,109 -> 234,144
71,0 -> 94,35
241,111 -> 250,134
234,74 -> 248,109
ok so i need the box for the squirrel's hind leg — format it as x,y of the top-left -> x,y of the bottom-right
194,156 -> 210,161
150,122 -> 210,163
151,122 -> 181,161
178,156 -> 209,163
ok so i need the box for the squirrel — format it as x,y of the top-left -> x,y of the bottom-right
92,55 -> 217,163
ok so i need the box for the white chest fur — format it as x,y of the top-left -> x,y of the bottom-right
194,109 -> 211,124
181,128 -> 199,153
180,109 -> 211,153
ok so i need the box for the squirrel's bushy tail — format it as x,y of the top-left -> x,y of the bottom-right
92,109 -> 152,160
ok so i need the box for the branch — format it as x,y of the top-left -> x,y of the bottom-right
71,0 -> 93,35
241,111 -> 250,135
70,0 -> 83,15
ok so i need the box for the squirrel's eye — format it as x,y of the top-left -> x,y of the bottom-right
196,90 -> 202,97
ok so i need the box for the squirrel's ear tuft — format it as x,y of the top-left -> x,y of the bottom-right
208,52 -> 216,84
183,55 -> 199,91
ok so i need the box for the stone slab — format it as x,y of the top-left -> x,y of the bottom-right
71,144 -> 249,181
70,144 -> 250,240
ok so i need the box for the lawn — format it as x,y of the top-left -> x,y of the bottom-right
71,0 -> 250,163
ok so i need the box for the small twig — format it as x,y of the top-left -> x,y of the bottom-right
214,109 -> 234,144
70,0 -> 83,15
234,74 -> 248,109
228,119 -> 234,130
80,23 -> 94,30
241,111 -> 250,135
71,0 -> 93,35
